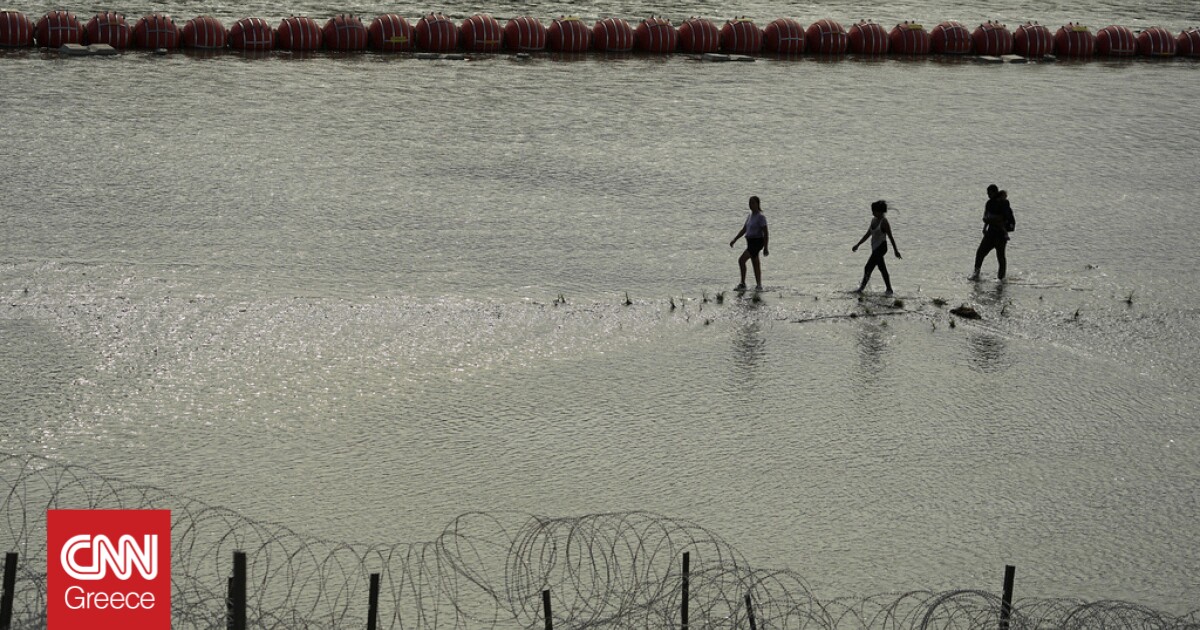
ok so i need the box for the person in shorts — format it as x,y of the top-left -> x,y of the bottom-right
729,195 -> 769,290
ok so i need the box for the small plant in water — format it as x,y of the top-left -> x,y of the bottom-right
949,318 -> 956,329
554,294 -> 566,306
1125,290 -> 1135,306
701,290 -> 709,303
670,297 -> 676,311
1072,308 -> 1081,321
715,291 -> 725,304
932,297 -> 948,307
751,292 -> 762,303
893,299 -> 905,308
624,292 -> 632,306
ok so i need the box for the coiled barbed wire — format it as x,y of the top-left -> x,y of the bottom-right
2,452 -> 1197,630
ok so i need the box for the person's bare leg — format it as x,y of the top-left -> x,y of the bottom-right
738,251 -> 750,287
751,255 -> 762,288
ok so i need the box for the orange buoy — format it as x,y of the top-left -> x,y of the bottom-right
414,13 -> 457,52
887,21 -> 928,54
324,15 -> 366,51
850,21 -> 888,54
503,16 -> 545,51
764,18 -> 804,54
229,17 -> 274,51
720,17 -> 761,54
593,17 -> 634,52
930,20 -> 971,54
1055,23 -> 1095,57
1,10 -> 34,47
35,10 -> 82,48
182,16 -> 226,48
461,13 -> 502,52
84,12 -> 131,49
277,16 -> 322,51
806,19 -> 848,55
1013,23 -> 1053,57
972,21 -> 1012,55
1135,26 -> 1174,57
635,16 -> 676,53
1096,24 -> 1135,56
368,14 -> 412,52
678,17 -> 719,53
132,13 -> 180,49
547,16 -> 589,52
1178,28 -> 1200,57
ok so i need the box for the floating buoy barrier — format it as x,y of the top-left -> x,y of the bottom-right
228,17 -> 273,50
34,10 -> 81,48
324,14 -> 366,51
1136,26 -> 1175,56
0,8 -> 1193,62
678,17 -> 719,53
277,16 -> 322,51
504,16 -> 544,52
635,17 -> 676,53
182,16 -> 226,49
547,16 -> 588,52
132,13 -> 179,49
931,20 -> 972,54
415,13 -> 456,52
806,19 -> 848,54
1096,24 -> 1136,56
1055,22 -> 1095,57
369,14 -> 412,52
1013,23 -> 1053,58
84,11 -> 131,49
593,17 -> 634,52
1178,28 -> 1200,57
720,17 -> 761,54
849,21 -> 888,55
1,9 -> 34,46
889,21 -> 929,55
460,13 -> 502,53
764,18 -> 804,54
972,21 -> 1012,56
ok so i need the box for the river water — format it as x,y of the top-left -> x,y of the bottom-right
1,0 -> 1198,618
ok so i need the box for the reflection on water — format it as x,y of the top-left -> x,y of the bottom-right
855,320 -> 889,377
967,332 -> 1009,373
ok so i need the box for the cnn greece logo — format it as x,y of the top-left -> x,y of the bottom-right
48,509 -> 171,630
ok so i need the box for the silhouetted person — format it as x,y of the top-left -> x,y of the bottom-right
971,185 -> 1016,280
729,195 -> 769,290
851,200 -> 901,294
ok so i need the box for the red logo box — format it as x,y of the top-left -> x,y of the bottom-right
47,509 -> 171,630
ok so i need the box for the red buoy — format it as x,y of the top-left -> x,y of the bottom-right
1013,23 -> 1053,57
1055,23 -> 1095,57
35,10 -> 82,48
461,14 -> 502,52
132,13 -> 180,49
678,17 -> 719,53
229,17 -> 274,51
850,21 -> 888,54
805,19 -> 848,55
1,10 -> 34,47
1096,24 -> 1135,56
547,17 -> 589,52
634,16 -> 676,53
369,14 -> 413,52
720,18 -> 761,54
972,21 -> 1012,55
503,16 -> 545,52
323,15 -> 366,51
182,16 -> 226,48
1135,26 -> 1174,57
415,13 -> 457,52
931,20 -> 971,54
277,16 -> 322,51
1178,28 -> 1200,57
84,12 -> 131,49
764,18 -> 804,54
593,17 -> 634,52
888,21 -> 929,54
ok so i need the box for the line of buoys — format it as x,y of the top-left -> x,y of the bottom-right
2,10 -> 1198,59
